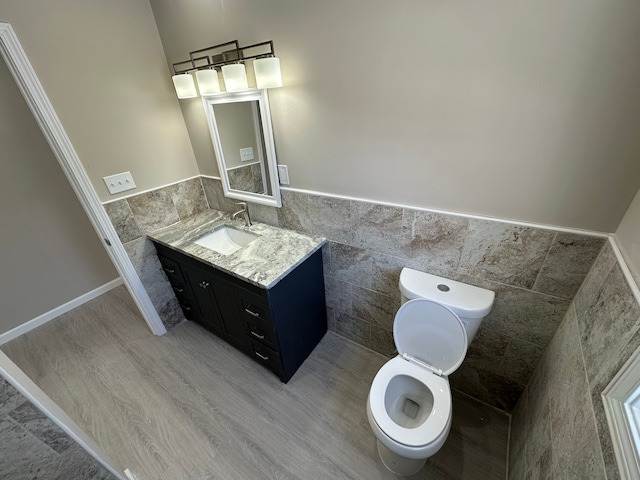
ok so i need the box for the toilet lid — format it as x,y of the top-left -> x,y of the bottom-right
394,299 -> 467,376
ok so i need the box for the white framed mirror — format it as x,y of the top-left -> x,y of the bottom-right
202,89 -> 282,207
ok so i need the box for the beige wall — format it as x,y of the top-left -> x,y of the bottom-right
0,0 -> 198,201
617,187 -> 640,277
0,58 -> 117,335
150,0 -> 640,232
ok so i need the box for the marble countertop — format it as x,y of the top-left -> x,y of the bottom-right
148,209 -> 326,289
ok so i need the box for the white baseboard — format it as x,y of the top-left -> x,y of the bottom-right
0,278 -> 123,345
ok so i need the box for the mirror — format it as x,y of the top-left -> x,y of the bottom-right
202,90 -> 282,207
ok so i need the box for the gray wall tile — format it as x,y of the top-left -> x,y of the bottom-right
308,195 -> 352,243
327,242 -> 373,289
9,401 -> 74,453
170,177 -> 208,220
401,209 -> 468,274
352,286 -> 399,330
508,240 -> 635,480
202,176 -> 237,213
103,199 -> 142,243
533,233 -> 606,299
458,220 -> 556,289
351,202 -> 402,255
0,378 -> 26,415
335,311 -> 370,346
277,189 -> 311,233
127,186 -> 180,233
0,376 -> 117,479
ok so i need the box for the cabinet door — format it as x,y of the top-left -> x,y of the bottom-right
182,266 -> 225,336
182,265 -> 247,348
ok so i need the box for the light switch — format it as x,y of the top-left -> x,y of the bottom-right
103,171 -> 137,195
240,147 -> 254,161
278,165 -> 290,185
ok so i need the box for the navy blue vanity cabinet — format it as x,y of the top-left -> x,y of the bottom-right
153,241 -> 327,383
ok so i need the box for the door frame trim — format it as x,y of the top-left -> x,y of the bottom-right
0,22 -> 166,337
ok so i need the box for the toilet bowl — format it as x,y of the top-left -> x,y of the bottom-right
366,269 -> 495,476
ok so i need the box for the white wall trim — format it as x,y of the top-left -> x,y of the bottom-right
0,22 -> 165,337
0,278 -> 123,345
280,185 -> 609,238
0,352 -> 126,479
610,236 -> 640,306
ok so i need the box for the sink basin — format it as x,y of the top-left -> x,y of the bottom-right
194,225 -> 260,255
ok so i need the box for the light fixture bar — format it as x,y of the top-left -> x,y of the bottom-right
171,38 -> 282,98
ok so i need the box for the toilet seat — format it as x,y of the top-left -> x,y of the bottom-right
369,299 -> 468,448
369,356 -> 451,448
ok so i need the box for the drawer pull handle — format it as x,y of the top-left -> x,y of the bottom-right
255,351 -> 269,361
199,281 -> 210,289
245,307 -> 260,317
163,267 -> 175,274
173,286 -> 184,293
250,330 -> 265,340
181,305 -> 191,311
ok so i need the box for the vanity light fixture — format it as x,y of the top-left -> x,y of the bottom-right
171,39 -> 282,99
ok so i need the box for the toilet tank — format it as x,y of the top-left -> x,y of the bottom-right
398,268 -> 495,346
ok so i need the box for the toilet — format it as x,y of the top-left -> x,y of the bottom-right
366,268 -> 495,476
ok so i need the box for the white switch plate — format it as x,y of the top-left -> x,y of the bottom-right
240,147 -> 254,161
277,165 -> 290,185
103,171 -> 136,195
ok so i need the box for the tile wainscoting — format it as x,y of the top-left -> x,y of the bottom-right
104,176 -> 606,412
508,239 -> 640,479
0,377 -> 116,478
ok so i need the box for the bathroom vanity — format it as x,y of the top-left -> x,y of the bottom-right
148,210 -> 327,383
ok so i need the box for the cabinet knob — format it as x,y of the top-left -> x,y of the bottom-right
199,281 -> 210,289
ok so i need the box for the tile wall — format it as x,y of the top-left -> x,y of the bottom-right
105,177 -> 605,412
0,377 -> 116,478
104,177 -> 210,330
227,164 -> 265,194
508,240 -> 640,479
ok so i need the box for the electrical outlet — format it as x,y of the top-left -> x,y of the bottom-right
277,165 -> 290,185
240,147 -> 254,161
103,171 -> 136,195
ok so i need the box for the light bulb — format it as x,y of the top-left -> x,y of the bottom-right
254,57 -> 282,88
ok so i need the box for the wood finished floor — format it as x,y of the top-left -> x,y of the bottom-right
2,286 -> 509,480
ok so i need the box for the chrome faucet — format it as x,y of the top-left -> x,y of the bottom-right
231,202 -> 252,227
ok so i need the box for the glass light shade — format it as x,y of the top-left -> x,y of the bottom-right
222,64 -> 248,91
254,57 -> 282,88
195,69 -> 221,95
172,73 -> 197,99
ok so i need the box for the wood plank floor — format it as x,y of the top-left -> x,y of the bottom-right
2,286 -> 509,480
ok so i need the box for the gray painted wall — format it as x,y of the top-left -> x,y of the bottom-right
150,0 -> 640,232
0,57 -> 117,335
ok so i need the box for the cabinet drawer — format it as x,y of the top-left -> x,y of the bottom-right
249,340 -> 282,374
175,294 -> 197,320
245,317 -> 278,349
237,294 -> 270,322
158,255 -> 187,285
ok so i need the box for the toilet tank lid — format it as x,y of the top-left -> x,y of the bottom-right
399,268 -> 495,319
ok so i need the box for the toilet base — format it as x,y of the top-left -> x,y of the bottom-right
376,440 -> 427,476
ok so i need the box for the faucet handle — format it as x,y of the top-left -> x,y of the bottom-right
234,201 -> 247,208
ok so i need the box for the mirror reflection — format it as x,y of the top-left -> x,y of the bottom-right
203,90 -> 281,207
213,101 -> 271,195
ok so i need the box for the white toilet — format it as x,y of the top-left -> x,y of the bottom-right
366,268 -> 495,476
